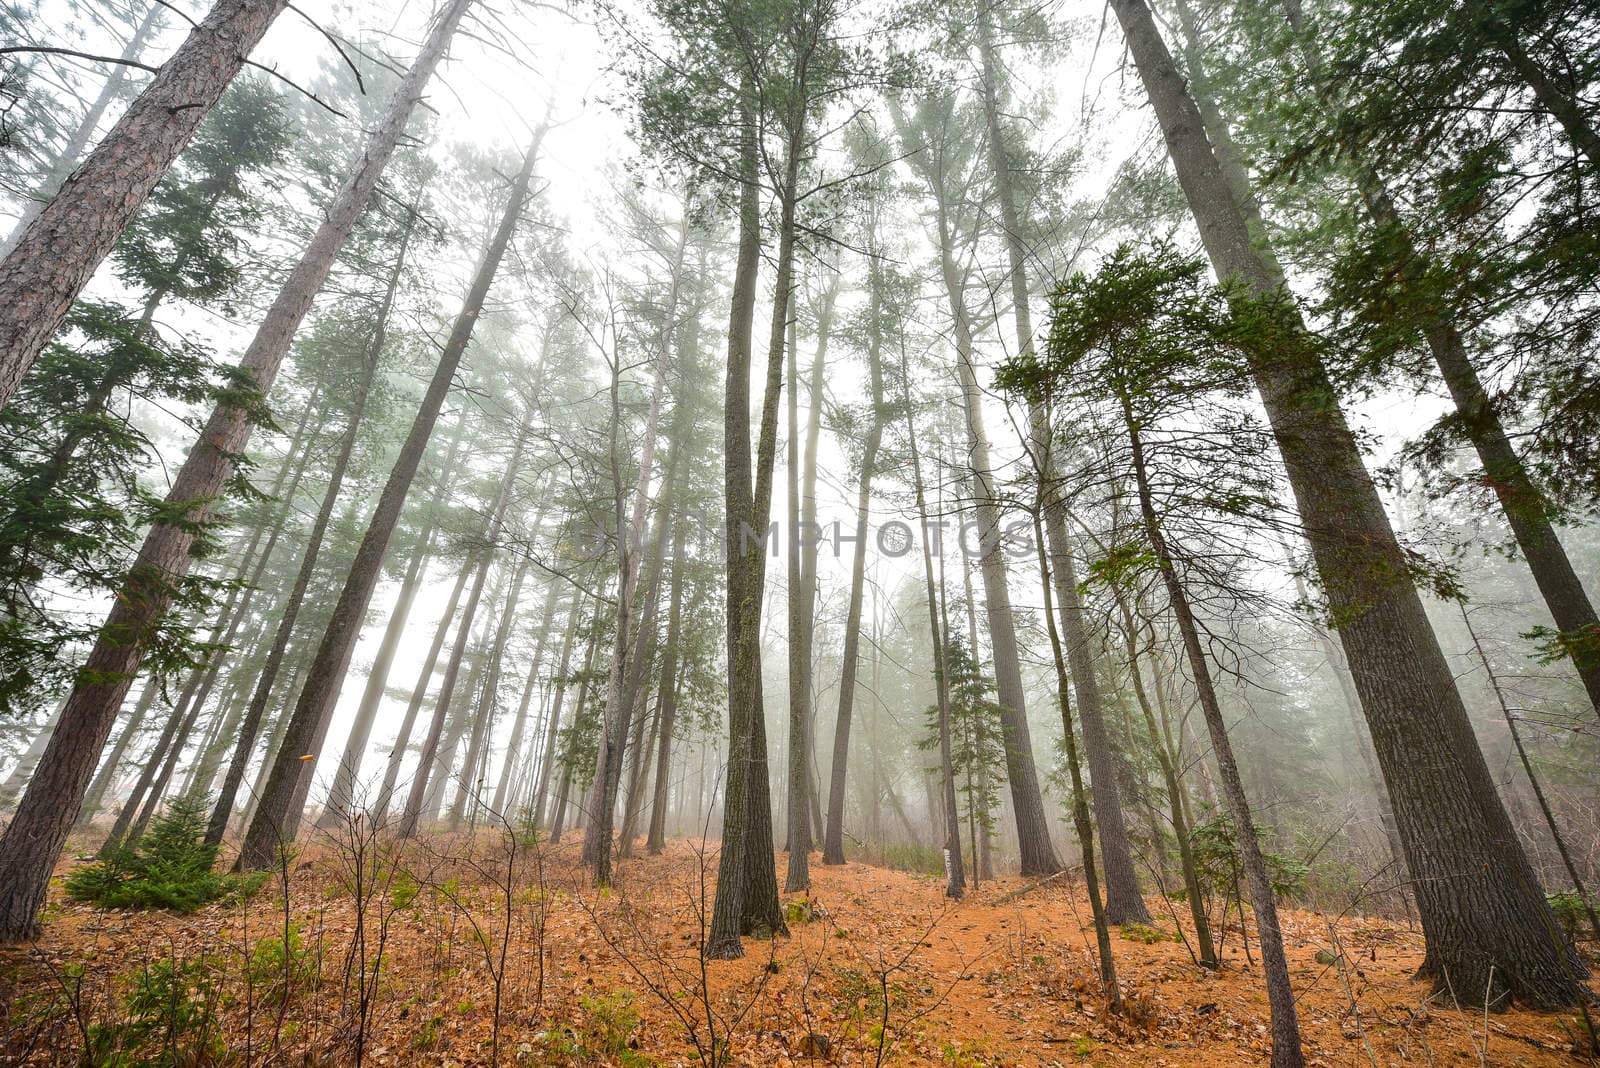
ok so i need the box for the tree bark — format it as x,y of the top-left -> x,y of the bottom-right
234,130 -> 539,870
707,87 -> 789,959
0,0 -> 291,407
394,413 -> 535,841
207,212 -> 414,845
1110,0 -> 1584,1008
587,250 -> 679,883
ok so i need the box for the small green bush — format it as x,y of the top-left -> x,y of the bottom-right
67,794 -> 261,912
248,922 -> 318,1006
86,955 -> 227,1067
540,992 -> 654,1066
1548,891 -> 1596,943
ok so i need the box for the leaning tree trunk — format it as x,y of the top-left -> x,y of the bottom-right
0,0 -> 473,936
1033,514 -> 1120,1006
489,576 -> 564,816
376,560 -> 472,819
531,589 -> 593,828
0,5 -> 164,256
319,416 -> 465,827
1254,0 -> 1600,722
0,0 -> 293,407
1108,586 -> 1217,968
235,132 -> 539,870
395,417 -> 534,842
1111,0 -> 1584,1008
207,213 -> 413,845
1124,398 -> 1302,1067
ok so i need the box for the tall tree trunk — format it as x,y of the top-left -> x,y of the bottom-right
206,212 -> 414,845
891,100 -> 1061,876
0,0 -> 294,406
376,559 -> 472,818
1495,29 -> 1600,169
0,5 -> 164,256
1123,396 -> 1300,1066
800,283 -> 835,848
395,413 -> 535,842
976,13 -> 1148,914
75,681 -> 159,828
645,543 -> 688,855
235,131 -> 539,869
821,265 -> 886,867
319,416 -> 465,827
0,0 -> 473,933
707,90 -> 790,959
1109,0 -> 1584,1008
1254,0 -> 1600,721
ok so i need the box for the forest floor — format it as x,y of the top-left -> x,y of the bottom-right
1,834 -> 1593,1066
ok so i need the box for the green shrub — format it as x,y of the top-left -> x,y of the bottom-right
541,992 -> 654,1066
248,922 -> 318,1006
86,955 -> 227,1067
1548,891 -> 1596,942
67,794 -> 261,912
